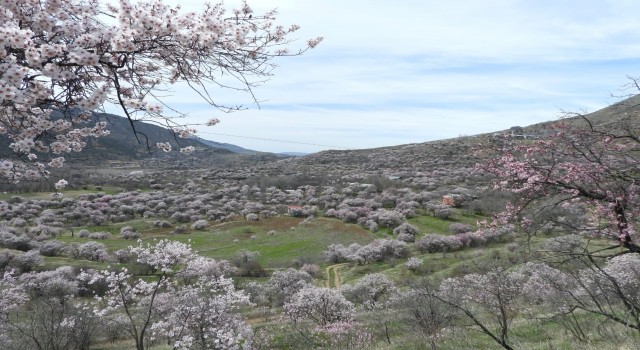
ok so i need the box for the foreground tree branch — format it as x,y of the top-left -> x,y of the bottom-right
0,0 -> 322,187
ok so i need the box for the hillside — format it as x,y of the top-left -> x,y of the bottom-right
35,111 -> 204,163
514,94 -> 640,135
192,136 -> 261,155
2,96 -> 640,350
2,110 -> 289,166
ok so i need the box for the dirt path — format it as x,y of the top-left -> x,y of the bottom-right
325,263 -> 348,288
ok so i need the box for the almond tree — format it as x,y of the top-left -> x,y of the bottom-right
150,274 -> 253,350
480,112 -> 640,255
92,239 -> 196,350
479,105 -> 640,341
1,267 -> 100,350
91,239 -> 252,350
283,286 -> 354,327
0,0 -> 321,185
436,267 -> 525,350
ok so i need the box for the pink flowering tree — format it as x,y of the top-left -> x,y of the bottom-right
0,0 -> 321,185
479,113 -> 640,255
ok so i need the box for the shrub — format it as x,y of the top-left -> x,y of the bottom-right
0,231 -> 33,251
10,250 -> 43,272
301,263 -> 321,277
341,273 -> 396,309
191,219 -> 208,230
449,223 -> 472,234
265,268 -> 312,305
233,250 -> 267,277
39,240 -> 66,257
153,220 -> 172,228
120,226 -> 140,240
405,257 -> 423,273
367,209 -> 405,228
415,234 -> 463,254
393,223 -> 419,242
284,286 -> 355,326
434,206 -> 455,220
324,244 -> 354,264
78,242 -> 108,262
172,225 -> 188,234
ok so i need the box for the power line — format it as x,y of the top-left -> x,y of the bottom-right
196,131 -> 349,149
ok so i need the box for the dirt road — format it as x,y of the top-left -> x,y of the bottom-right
325,263 -> 348,288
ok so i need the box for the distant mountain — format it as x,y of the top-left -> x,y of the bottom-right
278,152 -> 309,157
191,136 -> 259,154
40,111 -> 294,166
0,110 -> 268,165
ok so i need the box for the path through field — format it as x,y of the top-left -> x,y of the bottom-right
325,263 -> 348,288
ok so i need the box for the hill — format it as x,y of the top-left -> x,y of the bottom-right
192,136 -> 261,154
23,111 -> 290,165
60,111 -> 206,164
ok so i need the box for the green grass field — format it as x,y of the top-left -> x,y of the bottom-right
55,216 -> 376,269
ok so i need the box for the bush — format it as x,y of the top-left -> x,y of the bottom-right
449,223 -> 472,234
341,273 -> 396,308
191,219 -> 208,230
39,240 -> 66,257
0,231 -> 33,251
367,209 -> 405,228
323,243 -> 355,264
10,250 -> 42,273
415,234 -> 463,254
78,242 -> 108,262
393,223 -> 419,242
172,225 -> 188,234
405,257 -> 423,273
300,263 -> 321,277
120,226 -> 141,240
265,268 -> 312,305
434,206 -> 455,220
233,250 -> 267,277
153,220 -> 172,228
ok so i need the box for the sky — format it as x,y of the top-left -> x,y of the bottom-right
155,0 -> 640,153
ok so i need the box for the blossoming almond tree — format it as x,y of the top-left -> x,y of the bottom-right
91,239 -> 252,350
0,0 -> 322,186
479,112 -> 640,255
474,105 -> 640,341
